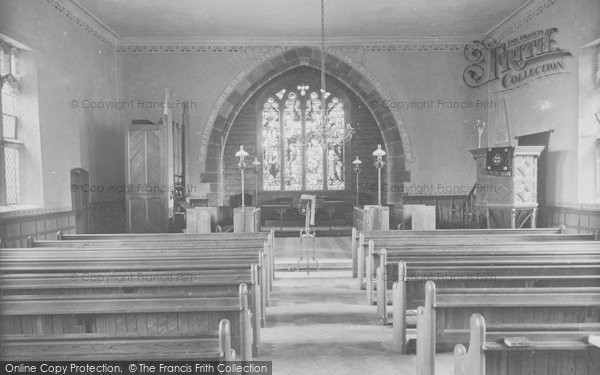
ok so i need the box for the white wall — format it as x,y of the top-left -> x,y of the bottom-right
0,0 -> 122,209
486,0 -> 600,207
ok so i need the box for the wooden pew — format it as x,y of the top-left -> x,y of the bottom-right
368,239 -> 599,304
1,247 -> 267,336
55,230 -> 275,274
453,314 -> 600,375
0,266 -> 263,356
1,284 -> 254,360
377,247 -> 600,330
415,282 -> 600,375
2,247 -> 265,338
355,226 -> 575,290
29,237 -> 272,313
53,229 -> 276,294
364,233 -> 597,296
7,231 -> 274,360
388,259 -> 600,353
2,319 -> 234,361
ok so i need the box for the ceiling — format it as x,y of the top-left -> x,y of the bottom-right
75,0 -> 529,42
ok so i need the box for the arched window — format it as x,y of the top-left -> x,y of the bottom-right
261,84 -> 347,191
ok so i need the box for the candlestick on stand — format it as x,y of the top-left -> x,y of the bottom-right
352,156 -> 363,207
372,144 -> 386,206
235,145 -> 249,207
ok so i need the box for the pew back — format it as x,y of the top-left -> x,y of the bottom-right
453,314 -> 600,375
416,282 -> 600,375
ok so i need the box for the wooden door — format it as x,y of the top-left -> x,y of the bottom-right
125,120 -> 168,233
516,130 -> 552,207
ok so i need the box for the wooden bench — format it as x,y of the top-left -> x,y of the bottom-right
2,248 -> 265,348
415,282 -> 600,375
0,285 -> 253,360
2,248 -> 266,324
362,232 -> 597,295
355,226 -> 579,288
28,238 -> 272,315
368,240 -> 600,304
1,320 -> 234,361
390,262 -> 600,353
54,229 -> 276,292
453,314 -> 600,375
385,256 -> 600,353
0,266 -> 263,356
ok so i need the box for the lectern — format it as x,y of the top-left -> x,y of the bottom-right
298,194 -> 318,274
470,146 -> 545,228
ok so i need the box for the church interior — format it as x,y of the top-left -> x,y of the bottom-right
0,0 -> 599,374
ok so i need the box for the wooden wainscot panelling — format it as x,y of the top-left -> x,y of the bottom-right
539,205 -> 600,234
0,208 -> 77,248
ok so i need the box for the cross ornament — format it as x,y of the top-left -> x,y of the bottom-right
297,84 -> 309,96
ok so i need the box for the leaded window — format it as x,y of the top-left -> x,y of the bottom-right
1,42 -> 22,205
261,85 -> 347,191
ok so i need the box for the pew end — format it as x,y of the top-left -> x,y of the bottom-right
453,344 -> 467,375
456,313 -> 600,375
391,262 -> 407,353
374,248 -> 387,308
219,319 -> 234,361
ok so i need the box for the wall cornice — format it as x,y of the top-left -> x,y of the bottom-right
486,0 -> 561,42
46,2 -> 471,54
46,0 -> 119,49
116,37 -> 469,54
49,0 -> 562,53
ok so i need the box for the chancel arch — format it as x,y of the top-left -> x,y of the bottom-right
200,47 -> 410,207
221,66 -> 388,205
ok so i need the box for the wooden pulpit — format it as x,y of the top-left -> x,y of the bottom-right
470,146 -> 545,228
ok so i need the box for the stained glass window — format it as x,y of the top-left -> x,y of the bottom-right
262,98 -> 281,191
261,85 -> 346,191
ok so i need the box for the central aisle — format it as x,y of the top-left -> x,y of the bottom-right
259,271 -> 453,375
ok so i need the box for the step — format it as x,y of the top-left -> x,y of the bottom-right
275,258 -> 352,271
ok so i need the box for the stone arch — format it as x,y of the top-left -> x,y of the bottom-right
200,46 -> 412,205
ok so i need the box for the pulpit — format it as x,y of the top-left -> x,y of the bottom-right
470,146 -> 545,228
